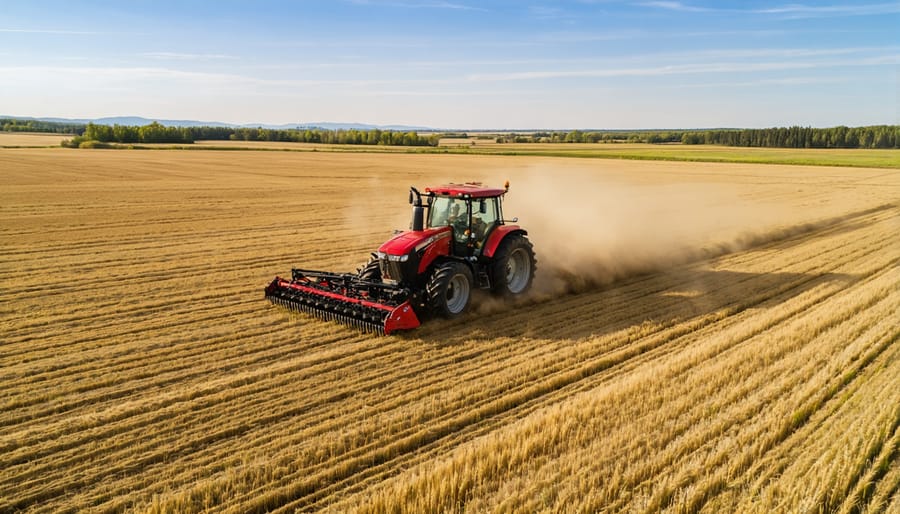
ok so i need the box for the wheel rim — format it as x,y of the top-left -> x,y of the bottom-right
446,273 -> 470,314
505,248 -> 531,294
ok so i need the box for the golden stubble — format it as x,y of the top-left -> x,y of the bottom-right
1,148 -> 897,513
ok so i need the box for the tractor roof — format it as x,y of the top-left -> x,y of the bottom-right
425,182 -> 506,198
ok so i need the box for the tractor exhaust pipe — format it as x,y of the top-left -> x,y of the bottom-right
409,186 -> 424,231
411,206 -> 424,231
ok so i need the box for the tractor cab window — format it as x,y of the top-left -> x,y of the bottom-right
428,196 -> 472,247
428,196 -> 469,230
471,198 -> 499,243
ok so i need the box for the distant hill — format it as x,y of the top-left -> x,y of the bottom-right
1,115 -> 434,131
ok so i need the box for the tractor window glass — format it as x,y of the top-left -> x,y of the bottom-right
428,197 -> 468,228
428,197 -> 448,227
471,198 -> 498,241
473,198 -> 498,225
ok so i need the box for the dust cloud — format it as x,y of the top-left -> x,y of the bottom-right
499,166 -> 794,297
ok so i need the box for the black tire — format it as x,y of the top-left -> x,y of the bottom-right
427,261 -> 474,318
490,234 -> 536,296
358,256 -> 381,282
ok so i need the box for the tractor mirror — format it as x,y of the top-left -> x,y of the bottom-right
408,191 -> 413,204
479,202 -> 487,214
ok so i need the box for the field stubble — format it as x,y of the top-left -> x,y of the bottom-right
0,148 -> 898,513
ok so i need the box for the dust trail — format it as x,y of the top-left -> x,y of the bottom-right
495,166 -> 852,299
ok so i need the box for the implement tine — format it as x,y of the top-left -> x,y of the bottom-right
267,280 -> 402,336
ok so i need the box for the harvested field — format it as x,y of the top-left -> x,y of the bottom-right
1,148 -> 898,513
0,132 -> 69,148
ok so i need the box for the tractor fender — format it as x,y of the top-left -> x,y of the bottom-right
482,225 -> 527,258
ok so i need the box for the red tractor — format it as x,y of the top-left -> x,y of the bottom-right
265,181 -> 536,334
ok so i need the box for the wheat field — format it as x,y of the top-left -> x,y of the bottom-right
1,147 -> 898,513
0,133 -> 68,148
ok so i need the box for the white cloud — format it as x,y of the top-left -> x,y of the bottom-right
672,76 -> 853,88
0,65 -> 451,90
640,1 -> 900,17
755,2 -> 900,16
639,1 -> 711,12
537,30 -> 647,43
346,0 -> 486,11
140,52 -> 238,61
0,27 -> 147,36
0,28 -> 101,35
466,55 -> 900,81
653,46 -> 900,60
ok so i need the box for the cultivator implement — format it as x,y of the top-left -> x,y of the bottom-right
265,269 -> 420,335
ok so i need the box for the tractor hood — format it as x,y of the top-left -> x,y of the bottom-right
378,226 -> 451,256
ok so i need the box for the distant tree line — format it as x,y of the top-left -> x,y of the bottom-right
61,122 -> 194,147
1,117 -> 85,134
89,122 -> 194,143
225,127 -> 438,146
495,131 -> 685,144
494,125 -> 899,149
59,122 -> 440,147
681,125 -> 899,149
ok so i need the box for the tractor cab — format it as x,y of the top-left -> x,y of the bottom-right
423,182 -> 506,256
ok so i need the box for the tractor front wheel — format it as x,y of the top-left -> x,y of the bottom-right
491,234 -> 536,296
358,255 -> 382,282
427,261 -> 474,318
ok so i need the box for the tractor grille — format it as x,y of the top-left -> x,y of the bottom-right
380,259 -> 404,283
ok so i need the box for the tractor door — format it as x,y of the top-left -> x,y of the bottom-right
472,197 -> 500,254
450,200 -> 471,256
431,198 -> 471,256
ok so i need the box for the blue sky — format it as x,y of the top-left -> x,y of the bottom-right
1,0 -> 897,129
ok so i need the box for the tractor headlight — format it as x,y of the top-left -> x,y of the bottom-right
384,253 -> 409,262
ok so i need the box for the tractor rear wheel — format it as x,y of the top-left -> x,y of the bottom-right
491,234 -> 535,296
427,261 -> 474,318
